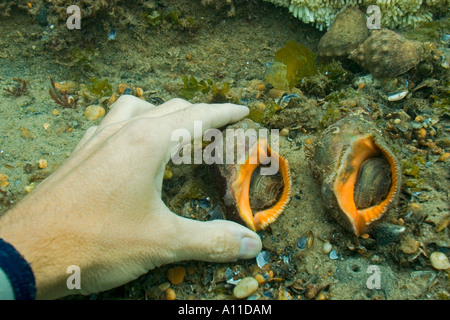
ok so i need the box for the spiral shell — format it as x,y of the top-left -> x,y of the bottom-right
318,6 -> 369,57
313,114 -> 402,236
349,29 -> 425,79
214,119 -> 292,231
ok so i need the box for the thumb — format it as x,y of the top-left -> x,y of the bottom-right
169,216 -> 262,263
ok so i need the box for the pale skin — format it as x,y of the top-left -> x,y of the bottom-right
0,95 -> 262,300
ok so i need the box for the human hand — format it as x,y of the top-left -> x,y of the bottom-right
0,95 -> 262,299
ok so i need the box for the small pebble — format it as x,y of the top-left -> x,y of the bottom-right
429,252 -> 450,270
24,182 -> 35,193
233,277 -> 259,299
84,105 -> 106,121
108,92 -> 119,105
38,159 -> 48,169
417,128 -> 427,140
0,174 -> 9,188
407,202 -> 423,215
440,153 -> 450,162
254,274 -> 265,285
158,282 -> 170,291
117,83 -> 129,94
167,266 -> 186,285
322,242 -> 332,254
164,288 -> 176,300
280,128 -> 289,136
136,87 -> 144,99
315,292 -> 327,300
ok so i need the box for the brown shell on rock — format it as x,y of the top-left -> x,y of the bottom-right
318,6 -> 369,57
348,29 -> 425,79
313,113 -> 402,236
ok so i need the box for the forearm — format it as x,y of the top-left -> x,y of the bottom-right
0,192 -> 82,299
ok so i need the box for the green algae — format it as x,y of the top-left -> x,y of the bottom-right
247,101 -> 280,123
71,47 -> 95,72
143,8 -> 199,30
404,19 -> 450,43
180,75 -> 231,102
265,62 -> 290,91
319,61 -> 352,87
266,41 -> 318,90
143,10 -> 162,27
88,77 -> 113,97
180,75 -> 213,100
402,155 -> 427,179
210,82 -> 231,103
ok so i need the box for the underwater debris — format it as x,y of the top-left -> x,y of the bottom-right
49,77 -> 79,109
256,251 -> 270,268
3,78 -> 28,97
108,29 -> 116,41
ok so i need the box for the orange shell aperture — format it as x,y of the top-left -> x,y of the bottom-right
230,139 -> 291,231
334,134 -> 400,236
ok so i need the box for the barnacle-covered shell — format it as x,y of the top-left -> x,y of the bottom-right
318,6 -> 369,57
313,114 -> 402,236
214,119 -> 292,231
349,29 -> 425,79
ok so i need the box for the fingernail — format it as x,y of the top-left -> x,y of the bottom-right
238,236 -> 262,260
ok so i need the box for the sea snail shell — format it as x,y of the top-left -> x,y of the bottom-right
214,119 -> 292,231
313,114 -> 402,236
